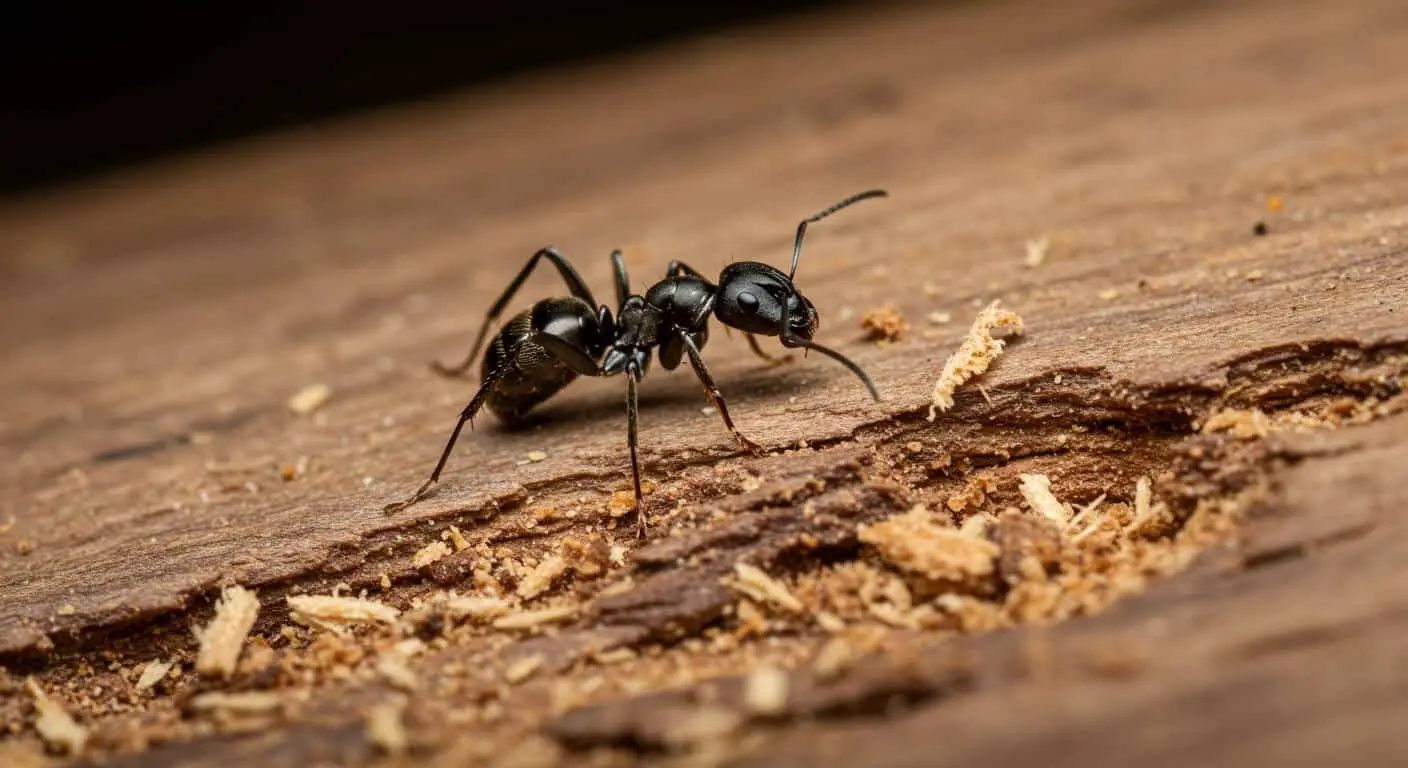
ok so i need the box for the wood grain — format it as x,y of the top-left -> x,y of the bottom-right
2,0 -> 1407,764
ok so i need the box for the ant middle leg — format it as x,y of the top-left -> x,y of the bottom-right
433,247 -> 599,378
679,332 -> 764,455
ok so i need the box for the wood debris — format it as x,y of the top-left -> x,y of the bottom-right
412,540 -> 450,569
1018,474 -> 1072,526
812,636 -> 856,680
1024,236 -> 1049,268
446,525 -> 470,551
927,300 -> 1024,420
444,595 -> 511,622
287,594 -> 400,635
25,678 -> 87,756
503,654 -> 545,684
492,605 -> 576,630
728,562 -> 804,613
518,555 -> 570,600
859,304 -> 909,342
134,659 -> 173,692
858,505 -> 999,585
1200,408 -> 1273,439
287,383 -> 332,415
189,690 -> 287,717
742,664 -> 789,716
365,697 -> 409,756
194,584 -> 260,679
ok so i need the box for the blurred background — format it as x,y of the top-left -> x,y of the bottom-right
0,1 -> 849,198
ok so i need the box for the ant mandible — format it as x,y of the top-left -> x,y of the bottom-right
384,189 -> 888,535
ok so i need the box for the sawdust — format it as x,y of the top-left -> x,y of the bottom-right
728,563 -> 804,613
25,679 -> 87,756
859,304 -> 909,343
412,540 -> 451,568
194,585 -> 260,679
927,300 -> 1024,419
287,383 -> 332,415
287,594 -> 400,635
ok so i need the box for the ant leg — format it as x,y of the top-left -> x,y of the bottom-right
679,332 -> 764,455
625,362 -> 647,538
433,247 -> 598,378
665,260 -> 706,279
384,365 -> 508,514
745,333 -> 792,366
611,249 -> 632,307
788,189 -> 888,280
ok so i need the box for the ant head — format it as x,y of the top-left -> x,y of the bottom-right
714,262 -> 818,340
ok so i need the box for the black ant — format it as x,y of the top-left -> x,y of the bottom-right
384,189 -> 888,534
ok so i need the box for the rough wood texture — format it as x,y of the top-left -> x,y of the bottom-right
3,0 -> 1408,764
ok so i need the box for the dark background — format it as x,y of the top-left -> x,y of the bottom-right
0,2 -> 842,199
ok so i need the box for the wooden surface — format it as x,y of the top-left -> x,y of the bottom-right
2,0 -> 1408,764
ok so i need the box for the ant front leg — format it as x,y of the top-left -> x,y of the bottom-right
433,247 -> 598,378
679,332 -> 764,455
624,361 -> 648,538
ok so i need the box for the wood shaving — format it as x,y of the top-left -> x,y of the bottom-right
25,678 -> 87,756
1024,236 -> 1049,268
927,300 -> 1024,420
742,664 -> 789,716
287,594 -> 400,635
447,525 -> 470,551
1200,408 -> 1272,439
194,585 -> 260,679
927,311 -> 952,325
1018,474 -> 1073,526
444,595 -> 511,622
492,605 -> 576,630
858,505 -> 998,583
859,304 -> 909,342
728,562 -> 804,613
365,697 -> 409,756
412,540 -> 450,568
503,654 -> 545,684
376,654 -> 418,691
660,706 -> 744,748
811,636 -> 855,680
525,450 -> 548,462
287,383 -> 332,415
814,610 -> 846,633
518,555 -> 569,600
1098,288 -> 1119,300
189,690 -> 287,716
134,659 -> 173,692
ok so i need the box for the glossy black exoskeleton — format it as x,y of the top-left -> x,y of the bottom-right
385,189 -> 888,534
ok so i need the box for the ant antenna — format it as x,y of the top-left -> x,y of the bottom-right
789,189 -> 889,280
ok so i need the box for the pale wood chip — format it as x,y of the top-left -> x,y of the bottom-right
742,664 -> 789,716
134,659 -> 173,692
518,555 -> 569,600
287,383 -> 332,415
447,525 -> 470,551
812,636 -> 855,680
365,697 -> 409,756
25,678 -> 87,756
1024,236 -> 1049,268
927,300 -> 1024,419
376,654 -> 418,692
1201,407 -> 1273,439
503,654 -> 545,684
444,595 -> 511,622
1018,474 -> 1072,526
412,540 -> 450,568
195,585 -> 260,679
287,594 -> 400,635
858,505 -> 998,582
728,562 -> 804,613
492,605 -> 576,630
189,690 -> 287,716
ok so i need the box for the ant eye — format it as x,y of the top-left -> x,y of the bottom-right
736,291 -> 760,313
